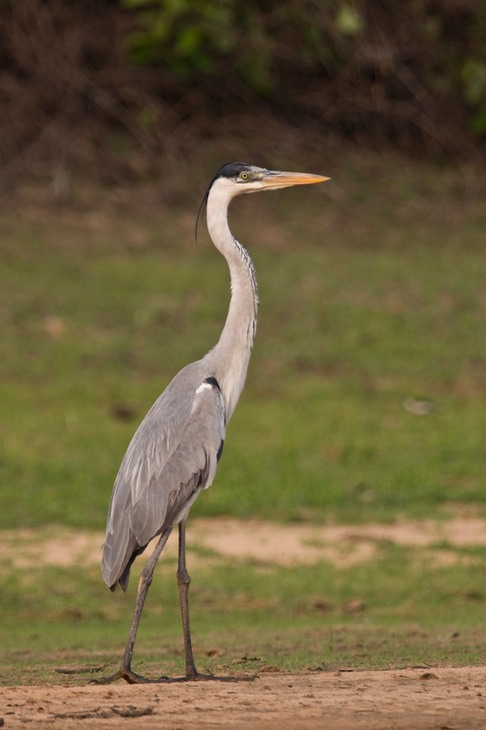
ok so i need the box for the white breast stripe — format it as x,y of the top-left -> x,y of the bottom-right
195,382 -> 212,396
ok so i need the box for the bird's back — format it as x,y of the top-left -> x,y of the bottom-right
102,359 -> 226,590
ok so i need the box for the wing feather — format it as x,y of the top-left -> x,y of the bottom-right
102,368 -> 226,589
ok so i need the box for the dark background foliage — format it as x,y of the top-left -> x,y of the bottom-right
1,0 -> 485,189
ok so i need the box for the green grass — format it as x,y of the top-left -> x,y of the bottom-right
0,151 -> 485,681
0,154 -> 485,528
1,540 -> 486,685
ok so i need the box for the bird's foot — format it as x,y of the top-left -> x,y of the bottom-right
91,666 -> 256,685
90,670 -> 123,685
177,669 -> 257,683
90,667 -> 170,685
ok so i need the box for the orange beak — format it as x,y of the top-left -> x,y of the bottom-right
261,171 -> 329,188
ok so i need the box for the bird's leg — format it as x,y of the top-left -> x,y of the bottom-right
120,527 -> 175,683
177,520 -> 200,679
94,527 -> 173,685
95,522 -> 255,685
175,521 -> 257,684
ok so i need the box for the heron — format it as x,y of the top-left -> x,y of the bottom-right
100,162 -> 328,684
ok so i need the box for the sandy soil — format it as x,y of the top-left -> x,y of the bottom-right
4,514 -> 486,570
2,516 -> 486,729
1,667 -> 485,729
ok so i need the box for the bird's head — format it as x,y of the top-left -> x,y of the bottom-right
196,163 -> 329,239
211,162 -> 328,195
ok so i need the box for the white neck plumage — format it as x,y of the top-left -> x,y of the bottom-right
203,178 -> 259,422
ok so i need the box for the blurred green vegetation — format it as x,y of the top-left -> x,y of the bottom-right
0,153 -> 485,530
1,1 -> 486,187
121,0 -> 486,146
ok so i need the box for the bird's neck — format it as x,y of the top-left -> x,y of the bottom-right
204,188 -> 259,422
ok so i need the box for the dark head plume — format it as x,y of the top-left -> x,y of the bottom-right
195,162 -> 252,241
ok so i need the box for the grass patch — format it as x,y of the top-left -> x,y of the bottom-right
0,153 -> 485,528
1,539 -> 486,684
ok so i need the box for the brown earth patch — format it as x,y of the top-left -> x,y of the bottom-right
1,666 -> 485,729
3,516 -> 486,571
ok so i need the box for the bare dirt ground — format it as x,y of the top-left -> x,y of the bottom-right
2,517 -> 486,729
2,667 -> 486,730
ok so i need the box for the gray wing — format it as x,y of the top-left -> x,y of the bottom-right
102,368 -> 226,590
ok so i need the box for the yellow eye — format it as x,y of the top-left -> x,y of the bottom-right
239,171 -> 249,180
